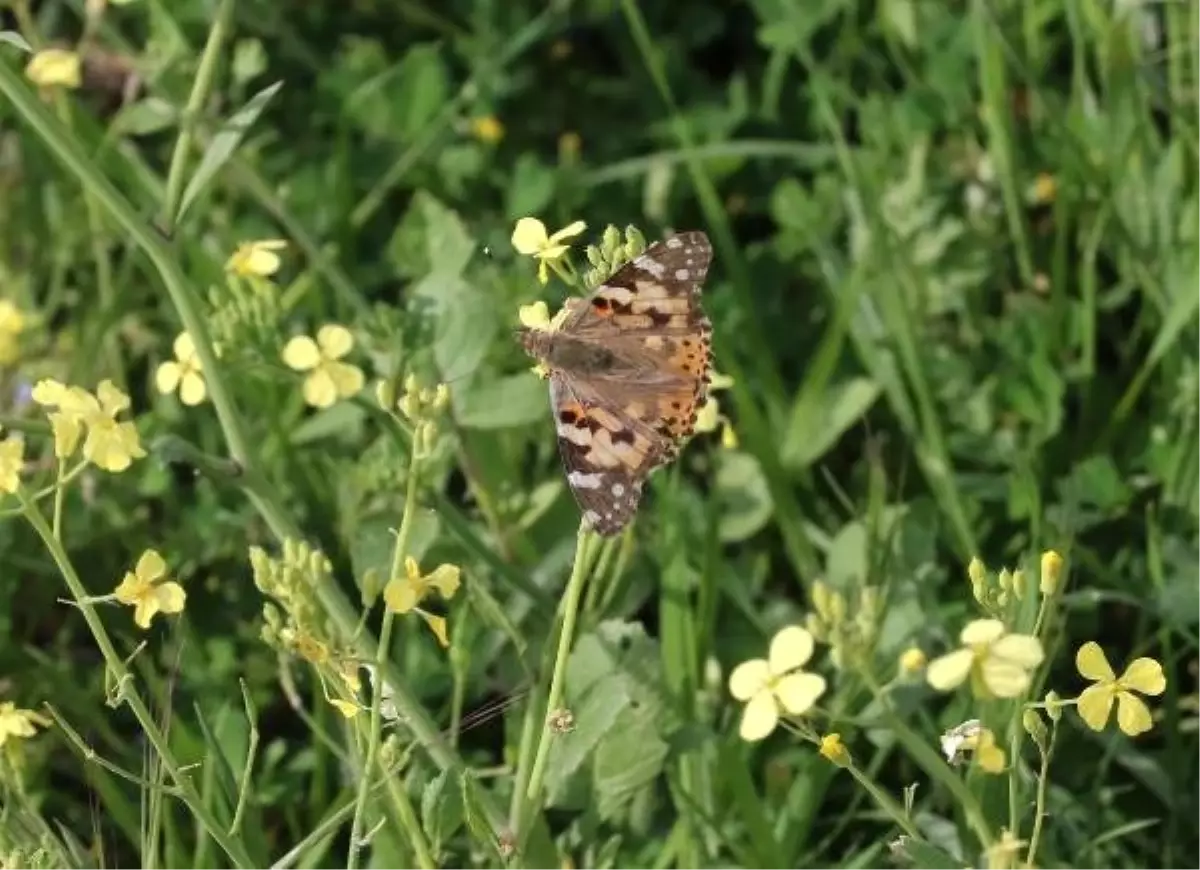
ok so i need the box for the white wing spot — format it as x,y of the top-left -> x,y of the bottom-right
665,237 -> 683,249
611,482 -> 626,497
641,258 -> 666,278
568,471 -> 605,490
584,510 -> 602,527
674,268 -> 690,280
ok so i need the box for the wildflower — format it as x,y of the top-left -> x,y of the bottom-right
926,618 -> 1044,699
939,719 -> 1005,773
694,371 -> 736,447
470,115 -> 504,144
899,646 -> 927,676
1075,641 -> 1166,736
282,324 -> 365,409
113,549 -> 187,629
25,48 -> 82,89
383,556 -> 461,647
818,732 -> 850,767
1031,172 -> 1057,205
226,239 -> 287,278
1039,549 -> 1063,595
0,300 -> 28,366
0,432 -> 24,494
32,379 -> 145,471
511,217 -> 587,284
0,701 -> 50,747
154,331 -> 207,406
728,625 -> 826,742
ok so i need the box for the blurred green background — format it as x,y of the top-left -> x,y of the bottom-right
0,0 -> 1197,867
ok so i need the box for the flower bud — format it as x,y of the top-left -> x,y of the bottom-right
1040,550 -> 1063,595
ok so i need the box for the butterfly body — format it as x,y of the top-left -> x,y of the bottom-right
518,231 -> 714,536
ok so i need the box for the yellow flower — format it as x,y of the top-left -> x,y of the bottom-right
330,698 -> 361,719
0,701 -> 50,747
282,324 -> 365,409
926,618 -> 1044,699
899,646 -> 927,676
728,625 -> 826,742
511,217 -> 587,284
31,379 -> 145,471
1075,641 -> 1166,736
1040,549 -> 1063,594
155,332 -> 207,406
0,433 -> 25,494
470,115 -> 504,144
25,48 -> 82,89
383,556 -> 461,647
985,828 -> 1026,870
0,300 -> 28,366
1031,172 -> 1057,205
694,371 -> 736,446
226,239 -> 287,278
818,732 -> 850,767
518,301 -> 551,330
938,719 -> 1004,772
114,549 -> 187,629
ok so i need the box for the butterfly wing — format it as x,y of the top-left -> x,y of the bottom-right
550,232 -> 715,535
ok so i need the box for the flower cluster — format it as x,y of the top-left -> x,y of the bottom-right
31,379 -> 146,472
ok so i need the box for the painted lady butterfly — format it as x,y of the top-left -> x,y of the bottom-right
517,231 -> 714,536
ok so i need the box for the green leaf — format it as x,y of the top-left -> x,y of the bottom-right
392,44 -> 449,140
455,373 -> 547,430
111,97 -> 178,137
177,80 -> 283,223
0,31 -> 33,53
421,770 -> 465,850
288,400 -> 366,446
409,272 -> 494,381
593,699 -> 668,822
505,153 -> 556,219
782,376 -> 882,468
894,837 -> 964,869
544,673 -> 631,804
713,450 -> 774,542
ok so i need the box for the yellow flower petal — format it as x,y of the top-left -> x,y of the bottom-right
1120,657 -> 1166,696
709,371 -> 735,391
926,648 -> 974,691
419,610 -> 449,647
25,48 -> 82,89
302,370 -> 339,409
768,626 -> 815,674
96,380 -> 131,416
979,657 -> 1033,698
425,564 -> 461,599
113,571 -> 146,605
173,332 -> 198,363
47,412 -> 82,459
537,258 -> 550,285
179,373 -> 207,406
693,398 -> 719,434
1115,690 -> 1153,736
383,578 -> 419,614
976,734 -> 1006,774
511,218 -> 550,255
0,437 -> 24,494
990,634 -> 1044,670
1077,683 -> 1115,731
152,581 -> 186,616
818,733 -> 849,766
547,220 -> 586,245
327,362 -> 365,400
135,549 -> 167,582
282,336 -> 321,371
728,659 -> 770,701
773,672 -> 825,715
960,618 -> 1006,646
155,361 -> 182,394
1076,641 -> 1115,682
133,597 -> 160,629
316,324 -> 355,359
738,690 -> 778,742
518,301 -> 551,329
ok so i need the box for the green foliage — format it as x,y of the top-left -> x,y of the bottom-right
0,0 -> 1196,868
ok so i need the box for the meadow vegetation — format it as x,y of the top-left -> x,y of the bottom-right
0,0 -> 1196,867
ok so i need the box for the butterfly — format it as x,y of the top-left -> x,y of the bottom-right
517,231 -> 714,536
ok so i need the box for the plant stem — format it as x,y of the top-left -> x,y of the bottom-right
1024,722 -> 1057,868
519,524 -> 594,835
160,0 -> 235,231
347,610 -> 395,870
18,489 -> 253,869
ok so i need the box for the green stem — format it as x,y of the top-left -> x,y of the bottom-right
520,524 -> 594,831
160,0 -> 235,230
1024,722 -> 1057,868
843,762 -> 920,840
51,457 -> 66,540
17,489 -> 253,869
348,453 -> 432,869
